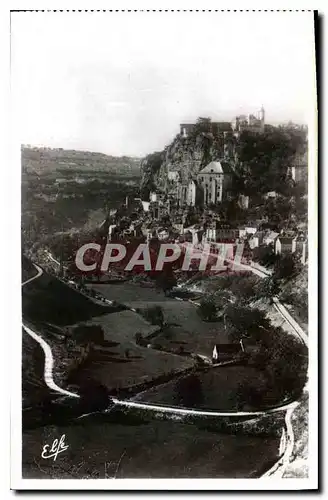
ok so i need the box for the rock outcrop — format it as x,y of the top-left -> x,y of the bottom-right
140,119 -> 236,200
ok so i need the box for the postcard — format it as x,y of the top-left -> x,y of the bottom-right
10,6 -> 318,490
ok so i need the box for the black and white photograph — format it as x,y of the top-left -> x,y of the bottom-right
9,7 -> 318,490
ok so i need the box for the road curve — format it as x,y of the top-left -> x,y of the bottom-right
272,298 -> 308,347
111,397 -> 297,418
21,257 -> 306,480
22,323 -> 80,399
179,244 -> 306,477
224,257 -> 308,346
223,256 -> 307,477
262,402 -> 298,477
22,262 -> 80,399
22,263 -> 43,286
22,262 -> 298,418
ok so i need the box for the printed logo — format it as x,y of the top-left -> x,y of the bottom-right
41,434 -> 69,461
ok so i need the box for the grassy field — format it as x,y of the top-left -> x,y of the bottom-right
22,419 -> 280,478
22,268 -> 196,396
85,309 -> 159,343
134,364 -> 280,411
68,343 -> 194,393
89,282 -> 229,357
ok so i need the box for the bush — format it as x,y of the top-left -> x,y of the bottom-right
174,373 -> 204,408
225,304 -> 270,342
273,254 -> 299,280
197,297 -> 218,322
140,305 -> 164,327
135,332 -> 143,344
255,277 -> 281,301
252,244 -> 278,268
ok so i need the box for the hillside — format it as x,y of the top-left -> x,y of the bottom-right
279,266 -> 308,332
21,146 -> 141,248
22,264 -> 113,326
22,146 -> 141,177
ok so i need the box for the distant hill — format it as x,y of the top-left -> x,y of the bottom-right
22,145 -> 142,177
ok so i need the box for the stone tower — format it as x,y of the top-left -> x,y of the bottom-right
259,106 -> 265,130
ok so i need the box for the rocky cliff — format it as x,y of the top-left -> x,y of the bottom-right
140,120 -> 308,201
140,119 -> 235,200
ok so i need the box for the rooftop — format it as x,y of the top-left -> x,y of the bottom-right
198,160 -> 233,175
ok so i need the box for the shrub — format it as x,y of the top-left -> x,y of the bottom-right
174,373 -> 204,408
273,254 -> 299,280
197,297 -> 218,322
140,305 -> 164,327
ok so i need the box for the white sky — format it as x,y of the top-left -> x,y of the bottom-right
11,11 -> 315,157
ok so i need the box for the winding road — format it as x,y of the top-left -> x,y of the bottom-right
181,242 -> 308,347
22,263 -> 80,399
22,258 -> 307,478
21,262 -> 295,417
222,254 -> 307,477
180,243 -> 308,478
22,263 -> 43,286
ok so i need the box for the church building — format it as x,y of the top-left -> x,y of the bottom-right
196,160 -> 233,205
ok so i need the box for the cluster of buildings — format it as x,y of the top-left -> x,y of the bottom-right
248,227 -> 308,265
165,108 -> 307,210
180,106 -> 265,139
106,197 -> 308,266
203,220 -> 307,265
173,108 -> 266,207
103,107 -> 308,267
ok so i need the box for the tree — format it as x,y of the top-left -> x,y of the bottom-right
174,373 -> 204,408
69,324 -> 104,345
252,244 -> 277,268
264,329 -> 308,400
235,126 -> 307,196
155,270 -> 177,296
135,332 -> 143,345
229,275 -> 258,305
225,305 -> 271,342
141,305 -> 164,327
78,380 -> 110,412
234,376 -> 269,410
255,277 -> 281,302
273,254 -> 299,280
197,296 -> 218,322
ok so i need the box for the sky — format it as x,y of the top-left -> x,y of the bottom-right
11,11 -> 316,157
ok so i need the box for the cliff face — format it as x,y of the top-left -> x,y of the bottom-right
140,120 -> 308,202
140,151 -> 164,200
140,120 -> 235,200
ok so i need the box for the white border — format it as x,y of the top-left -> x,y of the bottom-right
4,0 -> 320,492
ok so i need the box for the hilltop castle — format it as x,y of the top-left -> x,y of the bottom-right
146,108 -> 266,215
179,107 -> 265,139
174,108 -> 265,207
